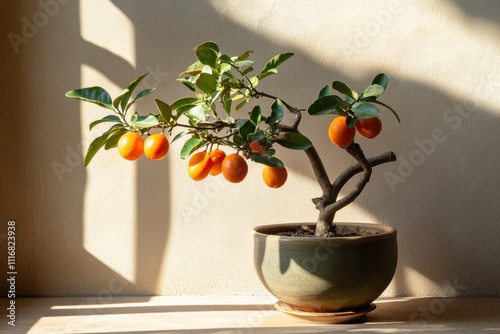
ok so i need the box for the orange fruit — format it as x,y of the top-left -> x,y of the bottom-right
328,116 -> 355,147
144,133 -> 169,160
249,141 -> 264,152
262,166 -> 288,188
209,149 -> 226,176
117,131 -> 144,160
221,153 -> 248,183
355,117 -> 382,139
188,151 -> 214,181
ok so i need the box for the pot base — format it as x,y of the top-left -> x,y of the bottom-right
274,301 -> 376,324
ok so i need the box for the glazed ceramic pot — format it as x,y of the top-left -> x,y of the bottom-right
254,223 -> 397,319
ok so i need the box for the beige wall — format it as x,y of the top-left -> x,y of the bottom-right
1,0 -> 499,297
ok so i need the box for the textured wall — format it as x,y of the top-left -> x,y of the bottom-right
1,0 -> 499,297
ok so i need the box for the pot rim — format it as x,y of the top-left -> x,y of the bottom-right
254,222 -> 397,242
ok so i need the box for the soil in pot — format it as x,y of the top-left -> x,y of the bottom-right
276,224 -> 382,237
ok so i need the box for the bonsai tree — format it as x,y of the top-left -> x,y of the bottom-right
66,41 -> 399,237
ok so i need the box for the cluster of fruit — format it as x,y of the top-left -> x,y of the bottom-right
66,42 -> 398,194
116,114 -> 382,188
328,116 -> 382,147
117,131 -> 287,188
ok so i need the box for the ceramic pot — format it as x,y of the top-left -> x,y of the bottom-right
254,223 -> 397,318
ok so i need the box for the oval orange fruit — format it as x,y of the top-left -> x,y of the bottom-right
328,116 -> 355,147
144,133 -> 169,160
262,166 -> 288,188
209,149 -> 227,176
188,151 -> 213,181
117,131 -> 144,161
355,117 -> 382,139
249,141 -> 264,153
221,153 -> 248,183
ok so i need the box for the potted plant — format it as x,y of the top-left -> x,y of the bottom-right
66,41 -> 400,323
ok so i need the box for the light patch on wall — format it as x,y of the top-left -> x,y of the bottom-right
210,0 -> 500,116
402,267 -> 442,296
80,0 -> 136,67
80,65 -> 137,283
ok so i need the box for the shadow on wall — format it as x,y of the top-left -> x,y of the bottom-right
1,0 -> 171,301
114,1 -> 500,296
4,0 -> 498,309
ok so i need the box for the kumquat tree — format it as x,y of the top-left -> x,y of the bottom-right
66,41 -> 400,237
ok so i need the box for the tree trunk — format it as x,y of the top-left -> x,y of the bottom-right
306,143 -> 397,237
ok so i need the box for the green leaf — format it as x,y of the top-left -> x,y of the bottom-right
120,74 -> 148,111
89,115 -> 121,131
372,73 -> 389,89
346,116 -> 357,128
235,99 -> 248,111
155,99 -> 172,123
232,134 -> 245,146
241,66 -> 254,76
361,84 -> 385,99
219,54 -> 233,64
195,41 -> 220,53
275,132 -> 312,150
266,99 -> 284,124
250,131 -> 266,142
220,63 -> 232,75
65,87 -> 114,110
133,87 -> 155,102
332,81 -> 358,100
125,88 -> 155,111
131,113 -> 160,128
222,95 -> 232,116
236,50 -> 253,61
234,60 -> 254,67
179,64 -> 204,77
180,137 -> 203,159
249,106 -> 261,126
345,96 -> 356,104
249,76 -> 259,87
372,100 -> 400,122
171,130 -> 191,143
176,104 -> 196,117
196,73 -> 218,94
307,95 -> 343,115
249,153 -> 284,168
319,85 -> 331,97
352,102 -> 381,119
84,133 -> 108,167
334,101 -> 352,115
195,47 -> 218,69
170,97 -> 199,110
113,89 -> 129,110
186,105 -> 206,122
257,69 -> 277,80
238,120 -> 256,141
181,81 -> 196,92
259,53 -> 294,79
104,130 -> 127,150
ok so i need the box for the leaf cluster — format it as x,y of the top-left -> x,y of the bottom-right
308,73 -> 400,128
65,41 -> 398,169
